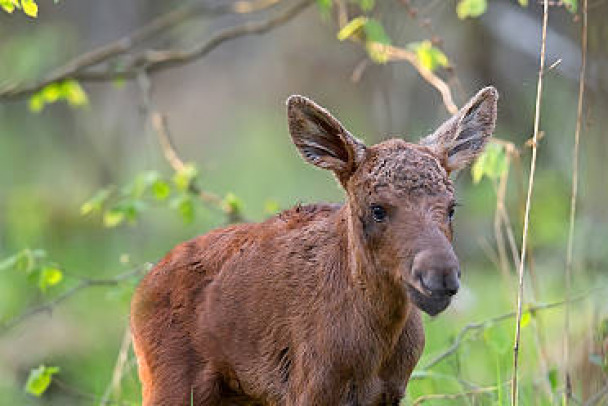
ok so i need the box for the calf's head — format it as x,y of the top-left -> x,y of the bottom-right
287,88 -> 497,316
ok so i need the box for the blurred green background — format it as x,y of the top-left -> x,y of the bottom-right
1,0 -> 607,404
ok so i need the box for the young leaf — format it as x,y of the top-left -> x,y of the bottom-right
173,163 -> 198,192
25,365 -> 60,397
103,209 -> 126,228
315,0 -> 332,17
1,0 -> 17,13
80,188 -> 111,216
562,0 -> 577,13
152,180 -> 170,201
408,41 -> 448,71
20,0 -> 37,17
456,0 -> 487,19
337,16 -> 368,41
471,142 -> 507,184
223,192 -> 243,214
363,19 -> 390,45
62,80 -> 88,106
38,267 -> 63,293
172,195 -> 195,223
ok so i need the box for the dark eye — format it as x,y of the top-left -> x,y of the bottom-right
370,205 -> 387,223
448,204 -> 456,222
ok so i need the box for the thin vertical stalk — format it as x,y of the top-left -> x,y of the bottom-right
511,1 -> 549,404
564,0 -> 588,403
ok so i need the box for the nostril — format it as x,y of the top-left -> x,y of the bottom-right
443,272 -> 460,296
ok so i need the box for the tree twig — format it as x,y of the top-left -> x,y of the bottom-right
564,0 -> 588,402
0,0 -> 313,101
511,1 -> 549,404
0,265 -> 150,334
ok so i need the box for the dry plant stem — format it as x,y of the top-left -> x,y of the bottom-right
0,266 -> 149,334
564,0 -> 588,402
493,177 -> 511,281
511,0 -> 549,404
0,0 -> 313,101
100,325 -> 132,406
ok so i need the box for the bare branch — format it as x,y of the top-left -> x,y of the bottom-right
0,265 -> 150,334
511,0 -> 549,403
0,0 -> 313,101
564,0 -> 588,403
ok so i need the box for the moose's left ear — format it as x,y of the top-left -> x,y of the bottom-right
420,86 -> 498,172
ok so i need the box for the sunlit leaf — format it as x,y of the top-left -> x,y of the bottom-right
562,0 -> 577,13
20,0 -> 37,17
471,142 -> 507,184
80,188 -> 111,216
0,0 -> 17,13
173,163 -> 198,192
103,209 -> 126,228
28,94 -> 44,113
520,312 -> 531,328
62,80 -> 88,106
25,365 -> 60,397
518,0 -> 528,6
222,192 -> 243,214
408,41 -> 448,71
337,16 -> 367,41
152,180 -> 170,201
456,0 -> 487,19
38,267 -> 63,292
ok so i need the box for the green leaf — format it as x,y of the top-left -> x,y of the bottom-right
222,192 -> 243,214
471,142 -> 507,184
38,267 -> 63,293
25,365 -> 60,397
363,19 -> 390,45
316,0 -> 332,17
520,311 -> 531,328
172,163 -> 198,192
359,0 -> 375,12
172,195 -> 195,223
337,16 -> 368,41
456,0 -> 487,19
1,0 -> 17,13
547,368 -> 558,391
80,188 -> 112,216
152,180 -> 170,201
562,0 -> 577,13
103,209 -> 126,228
61,80 -> 88,106
408,41 -> 448,71
518,0 -> 528,6
28,94 -> 44,113
20,0 -> 37,17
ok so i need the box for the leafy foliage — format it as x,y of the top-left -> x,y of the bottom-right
0,249 -> 63,294
24,365 -> 60,396
456,0 -> 487,19
29,80 -> 88,112
337,17 -> 392,64
1,0 -> 38,17
471,142 -> 508,184
408,41 -> 449,71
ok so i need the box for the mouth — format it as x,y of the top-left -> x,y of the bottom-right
406,283 -> 452,316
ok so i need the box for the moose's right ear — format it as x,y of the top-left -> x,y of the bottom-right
287,95 -> 366,185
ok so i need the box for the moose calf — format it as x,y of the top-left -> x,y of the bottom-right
131,87 -> 498,405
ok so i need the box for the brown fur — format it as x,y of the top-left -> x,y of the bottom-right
131,88 -> 498,405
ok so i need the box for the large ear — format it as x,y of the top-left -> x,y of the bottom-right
420,86 -> 498,172
287,95 -> 366,184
